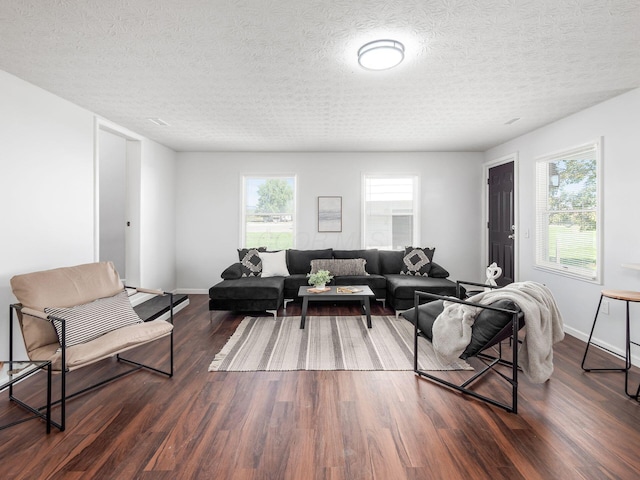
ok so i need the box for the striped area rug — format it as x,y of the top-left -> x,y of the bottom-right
208,315 -> 472,372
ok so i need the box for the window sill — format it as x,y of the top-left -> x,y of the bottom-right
533,265 -> 601,285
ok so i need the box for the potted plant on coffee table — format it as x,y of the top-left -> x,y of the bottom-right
307,269 -> 333,289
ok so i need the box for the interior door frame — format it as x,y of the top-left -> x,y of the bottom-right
482,152 -> 519,283
93,117 -> 142,285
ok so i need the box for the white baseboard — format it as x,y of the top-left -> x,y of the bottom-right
175,288 -> 209,294
565,325 -> 640,367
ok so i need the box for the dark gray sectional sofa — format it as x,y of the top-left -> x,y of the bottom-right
209,248 -> 460,315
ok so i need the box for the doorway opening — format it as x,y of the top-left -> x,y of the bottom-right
95,120 -> 141,285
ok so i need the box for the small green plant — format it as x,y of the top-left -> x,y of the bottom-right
307,269 -> 333,287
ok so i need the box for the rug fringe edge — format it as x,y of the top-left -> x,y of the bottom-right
208,316 -> 254,372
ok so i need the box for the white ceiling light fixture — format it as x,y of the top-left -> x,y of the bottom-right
358,39 -> 405,71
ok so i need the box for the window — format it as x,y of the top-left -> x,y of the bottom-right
362,175 -> 419,249
535,140 -> 601,281
242,175 -> 296,250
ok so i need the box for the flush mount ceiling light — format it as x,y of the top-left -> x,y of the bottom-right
358,39 -> 405,71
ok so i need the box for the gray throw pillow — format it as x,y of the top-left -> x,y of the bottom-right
310,258 -> 369,276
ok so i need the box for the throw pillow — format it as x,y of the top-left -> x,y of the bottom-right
428,262 -> 450,278
238,248 -> 265,277
400,247 -> 435,276
333,249 -> 380,275
401,299 -> 445,341
221,263 -> 243,280
44,290 -> 143,347
260,250 -> 290,277
464,299 -> 520,358
310,258 -> 369,276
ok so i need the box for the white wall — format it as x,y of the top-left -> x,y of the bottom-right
485,87 -> 640,362
0,70 -> 177,358
175,151 -> 485,292
0,71 -> 95,358
99,129 -> 127,276
139,140 -> 177,290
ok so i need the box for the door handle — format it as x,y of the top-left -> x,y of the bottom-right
508,234 -> 515,239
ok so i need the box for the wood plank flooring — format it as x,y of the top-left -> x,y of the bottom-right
1,294 -> 639,479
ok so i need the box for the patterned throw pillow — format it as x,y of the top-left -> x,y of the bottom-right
44,290 -> 143,347
237,247 -> 266,277
400,247 -> 435,276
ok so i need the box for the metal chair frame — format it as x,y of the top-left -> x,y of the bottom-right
413,281 -> 523,413
8,291 -> 174,432
581,292 -> 640,400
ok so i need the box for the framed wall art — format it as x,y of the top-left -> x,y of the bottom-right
318,196 -> 342,232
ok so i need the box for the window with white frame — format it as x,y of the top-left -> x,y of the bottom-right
362,175 -> 419,250
242,175 -> 296,250
535,140 -> 601,281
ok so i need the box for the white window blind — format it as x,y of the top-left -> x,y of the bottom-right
363,175 -> 419,249
535,140 -> 601,281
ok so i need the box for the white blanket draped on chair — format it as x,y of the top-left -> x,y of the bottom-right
432,281 -> 564,383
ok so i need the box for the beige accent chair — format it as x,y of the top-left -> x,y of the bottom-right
9,261 -> 174,431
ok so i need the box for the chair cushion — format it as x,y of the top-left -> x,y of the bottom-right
11,262 -> 125,353
44,290 -> 142,347
209,277 -> 284,300
465,299 -> 520,356
11,261 -> 124,312
401,299 -> 444,340
286,249 -> 333,274
402,298 -> 520,358
28,320 -> 173,371
379,250 -> 404,275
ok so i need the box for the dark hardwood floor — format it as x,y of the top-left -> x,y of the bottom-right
1,294 -> 639,479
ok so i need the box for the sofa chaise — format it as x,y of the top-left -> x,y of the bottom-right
209,247 -> 461,316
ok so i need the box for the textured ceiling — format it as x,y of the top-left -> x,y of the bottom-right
1,0 -> 639,152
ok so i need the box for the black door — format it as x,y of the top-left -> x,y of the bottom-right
488,162 -> 515,286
